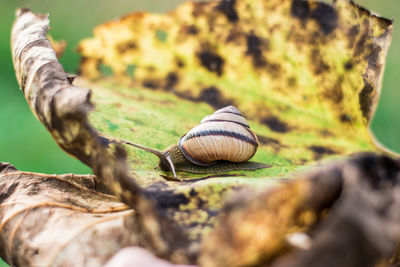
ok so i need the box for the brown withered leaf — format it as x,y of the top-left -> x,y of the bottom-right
0,163 -> 138,266
200,153 -> 400,267
9,7 -> 192,265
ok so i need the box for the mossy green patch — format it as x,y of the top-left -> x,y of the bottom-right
105,119 -> 119,131
156,29 -> 168,43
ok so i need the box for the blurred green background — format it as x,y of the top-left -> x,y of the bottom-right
0,0 -> 398,266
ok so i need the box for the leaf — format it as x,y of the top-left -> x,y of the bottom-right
200,153 -> 400,267
6,1 -> 398,266
0,163 -> 135,266
77,0 -> 395,181
10,8 -> 192,263
74,0 -> 394,241
3,154 -> 400,266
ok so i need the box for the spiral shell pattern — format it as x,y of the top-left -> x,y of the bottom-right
179,106 -> 258,166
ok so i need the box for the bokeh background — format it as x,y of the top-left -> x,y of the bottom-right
0,0 -> 398,266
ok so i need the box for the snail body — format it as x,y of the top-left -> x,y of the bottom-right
124,106 -> 268,178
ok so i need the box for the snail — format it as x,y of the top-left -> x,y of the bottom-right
122,106 -> 269,179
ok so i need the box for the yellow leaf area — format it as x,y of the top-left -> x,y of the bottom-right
77,0 -> 393,185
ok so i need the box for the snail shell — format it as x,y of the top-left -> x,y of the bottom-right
178,106 -> 259,166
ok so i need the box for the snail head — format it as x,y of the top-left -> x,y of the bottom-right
122,140 -> 183,178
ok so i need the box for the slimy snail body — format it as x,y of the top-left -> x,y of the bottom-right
123,106 -> 268,178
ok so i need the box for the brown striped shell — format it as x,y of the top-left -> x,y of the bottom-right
178,106 -> 258,166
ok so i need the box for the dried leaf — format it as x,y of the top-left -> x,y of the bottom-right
0,163 -> 137,266
200,153 -> 400,267
10,8 -> 192,264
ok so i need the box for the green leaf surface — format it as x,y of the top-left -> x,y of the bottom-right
73,0 -> 394,240
77,0 -> 394,186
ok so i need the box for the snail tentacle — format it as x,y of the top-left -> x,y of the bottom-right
164,153 -> 177,179
122,140 -> 164,158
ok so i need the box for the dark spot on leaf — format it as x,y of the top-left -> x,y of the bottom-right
310,3 -> 338,34
265,62 -> 282,76
225,28 -> 243,44
354,32 -> 369,57
116,41 -> 137,53
359,78 -> 374,120
198,86 -> 234,109
198,198 -> 206,209
0,182 -> 19,203
216,0 -> 239,22
189,222 -> 200,228
175,86 -> 234,109
142,79 -> 161,90
257,135 -> 280,146
309,145 -> 336,160
246,33 -> 269,67
185,25 -> 199,35
340,114 -> 352,123
344,61 -> 354,70
156,29 -> 168,43
246,34 -> 262,55
261,116 -> 290,133
257,135 -> 287,152
152,190 -> 190,209
198,49 -> 225,76
291,0 -> 310,19
347,25 -> 360,49
176,58 -> 185,68
354,20 -> 370,57
164,72 -> 179,91
325,76 -> 344,104
190,189 -> 198,197
311,49 -> 330,74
